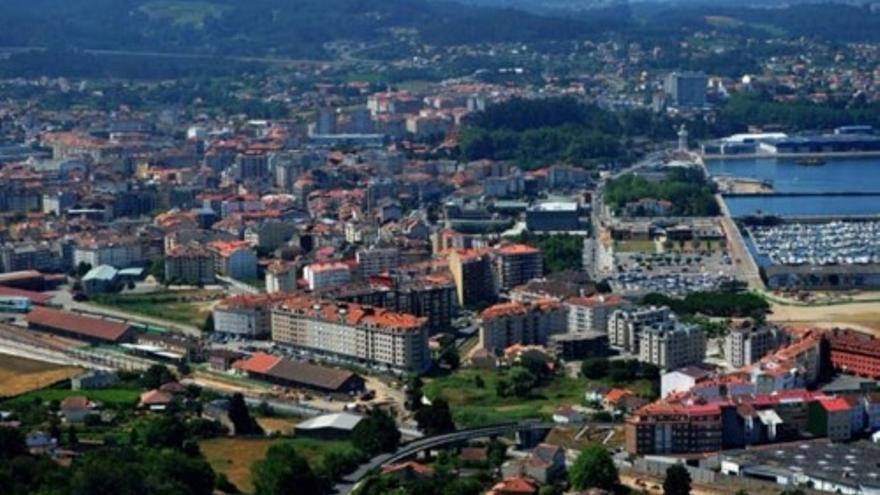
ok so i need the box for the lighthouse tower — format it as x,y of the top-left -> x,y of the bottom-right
677,124 -> 689,152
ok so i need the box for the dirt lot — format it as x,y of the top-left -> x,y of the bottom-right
0,355 -> 84,397
200,438 -> 277,493
769,299 -> 880,334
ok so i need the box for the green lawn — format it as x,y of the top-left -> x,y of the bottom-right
615,240 -> 657,253
3,387 -> 141,407
92,290 -> 219,327
139,0 -> 229,28
424,370 -> 583,427
424,369 -> 656,428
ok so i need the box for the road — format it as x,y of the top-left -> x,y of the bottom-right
590,151 -> 667,279
715,194 -> 766,291
335,421 -> 559,494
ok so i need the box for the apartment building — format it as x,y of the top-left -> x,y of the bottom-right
315,274 -> 456,334
164,244 -> 215,285
639,324 -> 706,371
494,244 -> 543,290
448,249 -> 497,308
625,402 -> 722,455
356,247 -> 400,277
304,261 -> 352,291
724,326 -> 790,368
478,300 -> 566,354
565,294 -> 626,334
73,238 -> 144,269
826,328 -> 880,379
212,293 -> 291,338
265,261 -> 297,294
270,296 -> 430,373
207,240 -> 258,281
0,242 -> 59,273
608,306 -> 674,353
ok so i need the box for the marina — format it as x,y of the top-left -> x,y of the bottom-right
748,221 -> 880,266
706,156 -> 880,217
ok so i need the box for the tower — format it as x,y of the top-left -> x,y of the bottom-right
678,124 -> 688,152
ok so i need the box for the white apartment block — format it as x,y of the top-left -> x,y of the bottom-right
73,241 -> 144,269
266,262 -> 297,294
639,324 -> 706,371
270,297 -> 430,372
565,294 -> 625,334
304,262 -> 351,291
724,326 -> 790,368
608,306 -> 674,353
478,300 -> 566,354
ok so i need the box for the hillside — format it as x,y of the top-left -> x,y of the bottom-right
0,0 -> 614,59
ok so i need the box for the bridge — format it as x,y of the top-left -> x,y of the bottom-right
335,421 -> 615,494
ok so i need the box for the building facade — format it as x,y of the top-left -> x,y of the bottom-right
565,294 -> 625,335
270,296 -> 430,373
608,306 -> 674,353
478,300 -> 566,354
639,324 -> 706,371
724,326 -> 790,369
494,244 -> 543,290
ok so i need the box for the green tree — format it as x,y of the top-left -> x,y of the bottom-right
150,257 -> 165,284
569,445 -> 619,491
141,364 -> 174,390
404,374 -> 424,411
139,416 -> 187,450
76,262 -> 93,278
509,367 -> 538,398
228,393 -> 262,435
67,425 -> 79,447
414,397 -> 456,436
443,477 -> 483,495
351,408 -> 400,456
72,453 -> 144,495
664,465 -> 691,495
202,314 -> 215,333
0,427 -> 26,460
252,443 -> 322,495
581,357 -> 609,379
145,449 -> 215,495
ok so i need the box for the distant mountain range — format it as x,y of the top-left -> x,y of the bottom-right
0,0 -> 877,61
0,0 -> 627,59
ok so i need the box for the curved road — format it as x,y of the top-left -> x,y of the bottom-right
336,421 -> 616,494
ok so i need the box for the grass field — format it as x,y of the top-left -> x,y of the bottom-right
93,290 -> 220,327
3,387 -> 141,406
255,416 -> 299,435
200,437 -> 358,493
139,0 -> 229,28
615,240 -> 657,253
424,369 -> 653,428
0,356 -> 84,398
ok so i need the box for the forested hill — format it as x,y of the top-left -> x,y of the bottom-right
0,0 -> 626,59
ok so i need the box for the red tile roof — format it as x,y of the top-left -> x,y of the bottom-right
497,244 -> 540,256
819,397 -> 852,413
233,352 -> 282,374
0,285 -> 53,304
26,307 -> 131,342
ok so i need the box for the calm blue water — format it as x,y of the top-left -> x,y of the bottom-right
707,156 -> 880,216
723,196 -> 880,217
